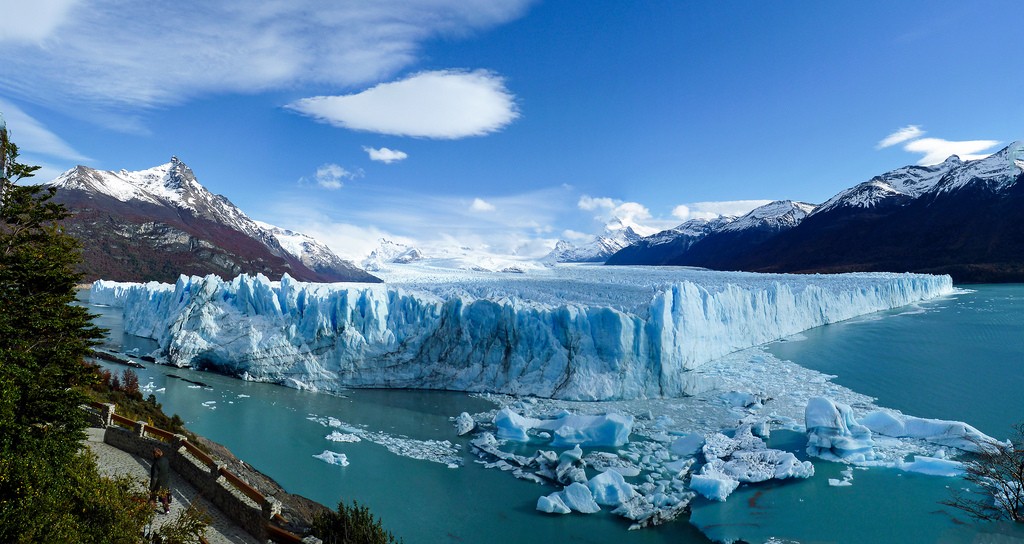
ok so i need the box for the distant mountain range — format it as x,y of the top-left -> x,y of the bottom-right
47,157 -> 380,283
608,141 -> 1024,283
544,221 -> 643,263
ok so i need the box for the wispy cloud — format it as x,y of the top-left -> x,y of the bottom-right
672,200 -> 773,221
902,137 -> 1001,165
0,0 -> 79,43
363,146 -> 408,164
470,198 -> 496,212
577,195 -> 662,235
263,185 -> 574,260
0,98 -> 90,162
0,1 -> 534,124
875,125 -> 1001,165
287,70 -> 519,139
302,163 -> 358,190
877,125 -> 925,149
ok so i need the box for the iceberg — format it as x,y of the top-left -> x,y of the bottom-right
493,407 -> 634,447
91,267 -> 953,400
858,411 -> 997,453
693,425 -> 813,501
313,450 -> 349,467
805,397 -> 876,462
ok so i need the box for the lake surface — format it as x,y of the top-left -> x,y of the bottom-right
86,285 -> 1024,543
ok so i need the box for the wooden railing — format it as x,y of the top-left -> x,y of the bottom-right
88,401 -> 311,543
218,465 -> 266,505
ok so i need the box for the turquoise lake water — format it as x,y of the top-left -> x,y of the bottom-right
86,285 -> 1024,543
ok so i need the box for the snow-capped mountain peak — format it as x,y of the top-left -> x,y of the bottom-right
718,200 -> 816,233
544,221 -> 644,263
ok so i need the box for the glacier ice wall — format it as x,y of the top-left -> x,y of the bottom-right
93,269 -> 953,400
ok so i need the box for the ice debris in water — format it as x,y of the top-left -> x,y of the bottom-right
309,414 -> 461,467
313,450 -> 349,467
691,423 -> 813,502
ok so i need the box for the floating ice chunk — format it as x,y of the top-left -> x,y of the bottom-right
689,471 -> 739,502
313,450 -> 349,467
829,478 -> 853,487
588,470 -> 639,507
805,397 -> 875,462
326,431 -> 361,443
859,411 -> 998,453
493,407 -> 543,442
545,413 -> 634,447
896,456 -> 964,477
560,482 -> 601,513
493,407 -> 633,447
454,412 -> 476,436
670,434 -> 704,457
536,493 -> 571,514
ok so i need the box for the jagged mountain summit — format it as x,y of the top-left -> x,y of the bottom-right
609,141 -> 1024,282
606,200 -> 815,268
544,222 -> 643,263
47,158 -> 380,283
361,239 -> 425,271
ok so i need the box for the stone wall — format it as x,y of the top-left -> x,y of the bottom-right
94,403 -> 317,543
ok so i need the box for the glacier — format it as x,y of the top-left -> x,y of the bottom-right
91,265 -> 954,400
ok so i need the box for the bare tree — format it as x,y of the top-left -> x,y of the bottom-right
943,423 -> 1024,522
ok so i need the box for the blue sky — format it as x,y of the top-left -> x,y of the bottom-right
1,0 -> 1022,259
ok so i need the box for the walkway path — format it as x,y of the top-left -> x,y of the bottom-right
84,427 -> 260,544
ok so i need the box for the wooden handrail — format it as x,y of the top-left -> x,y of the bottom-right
182,440 -> 217,468
110,413 -> 136,429
145,424 -> 176,442
266,523 -> 306,543
218,466 -> 266,505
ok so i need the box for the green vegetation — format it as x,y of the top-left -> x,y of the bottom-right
150,502 -> 212,544
311,500 -> 404,544
0,122 -> 153,541
86,367 -> 189,437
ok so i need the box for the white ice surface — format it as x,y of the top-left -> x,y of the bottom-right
91,265 -> 953,401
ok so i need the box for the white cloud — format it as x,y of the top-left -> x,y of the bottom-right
470,198 -> 496,212
902,137 -> 1001,165
672,200 -> 773,221
363,146 -> 408,164
310,163 -> 356,190
264,185 -> 574,260
0,1 -> 533,121
0,98 -> 89,162
0,0 -> 79,43
287,70 -> 519,139
576,195 -> 663,236
877,125 -> 925,149
561,229 -> 591,242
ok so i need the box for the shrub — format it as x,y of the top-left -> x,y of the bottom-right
311,500 -> 403,544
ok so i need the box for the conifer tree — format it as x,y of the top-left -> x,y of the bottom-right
0,116 -> 149,541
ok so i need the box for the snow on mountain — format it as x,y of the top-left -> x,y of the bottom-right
931,140 -> 1024,195
50,157 -> 267,242
545,224 -> 643,263
717,200 -> 816,233
813,157 -> 962,215
361,239 -> 425,271
92,266 -> 953,401
814,141 -> 1024,215
255,221 -> 365,280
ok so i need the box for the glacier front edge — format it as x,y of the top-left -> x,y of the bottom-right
92,267 -> 954,400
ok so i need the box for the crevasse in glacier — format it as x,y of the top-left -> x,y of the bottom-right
92,267 -> 953,400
